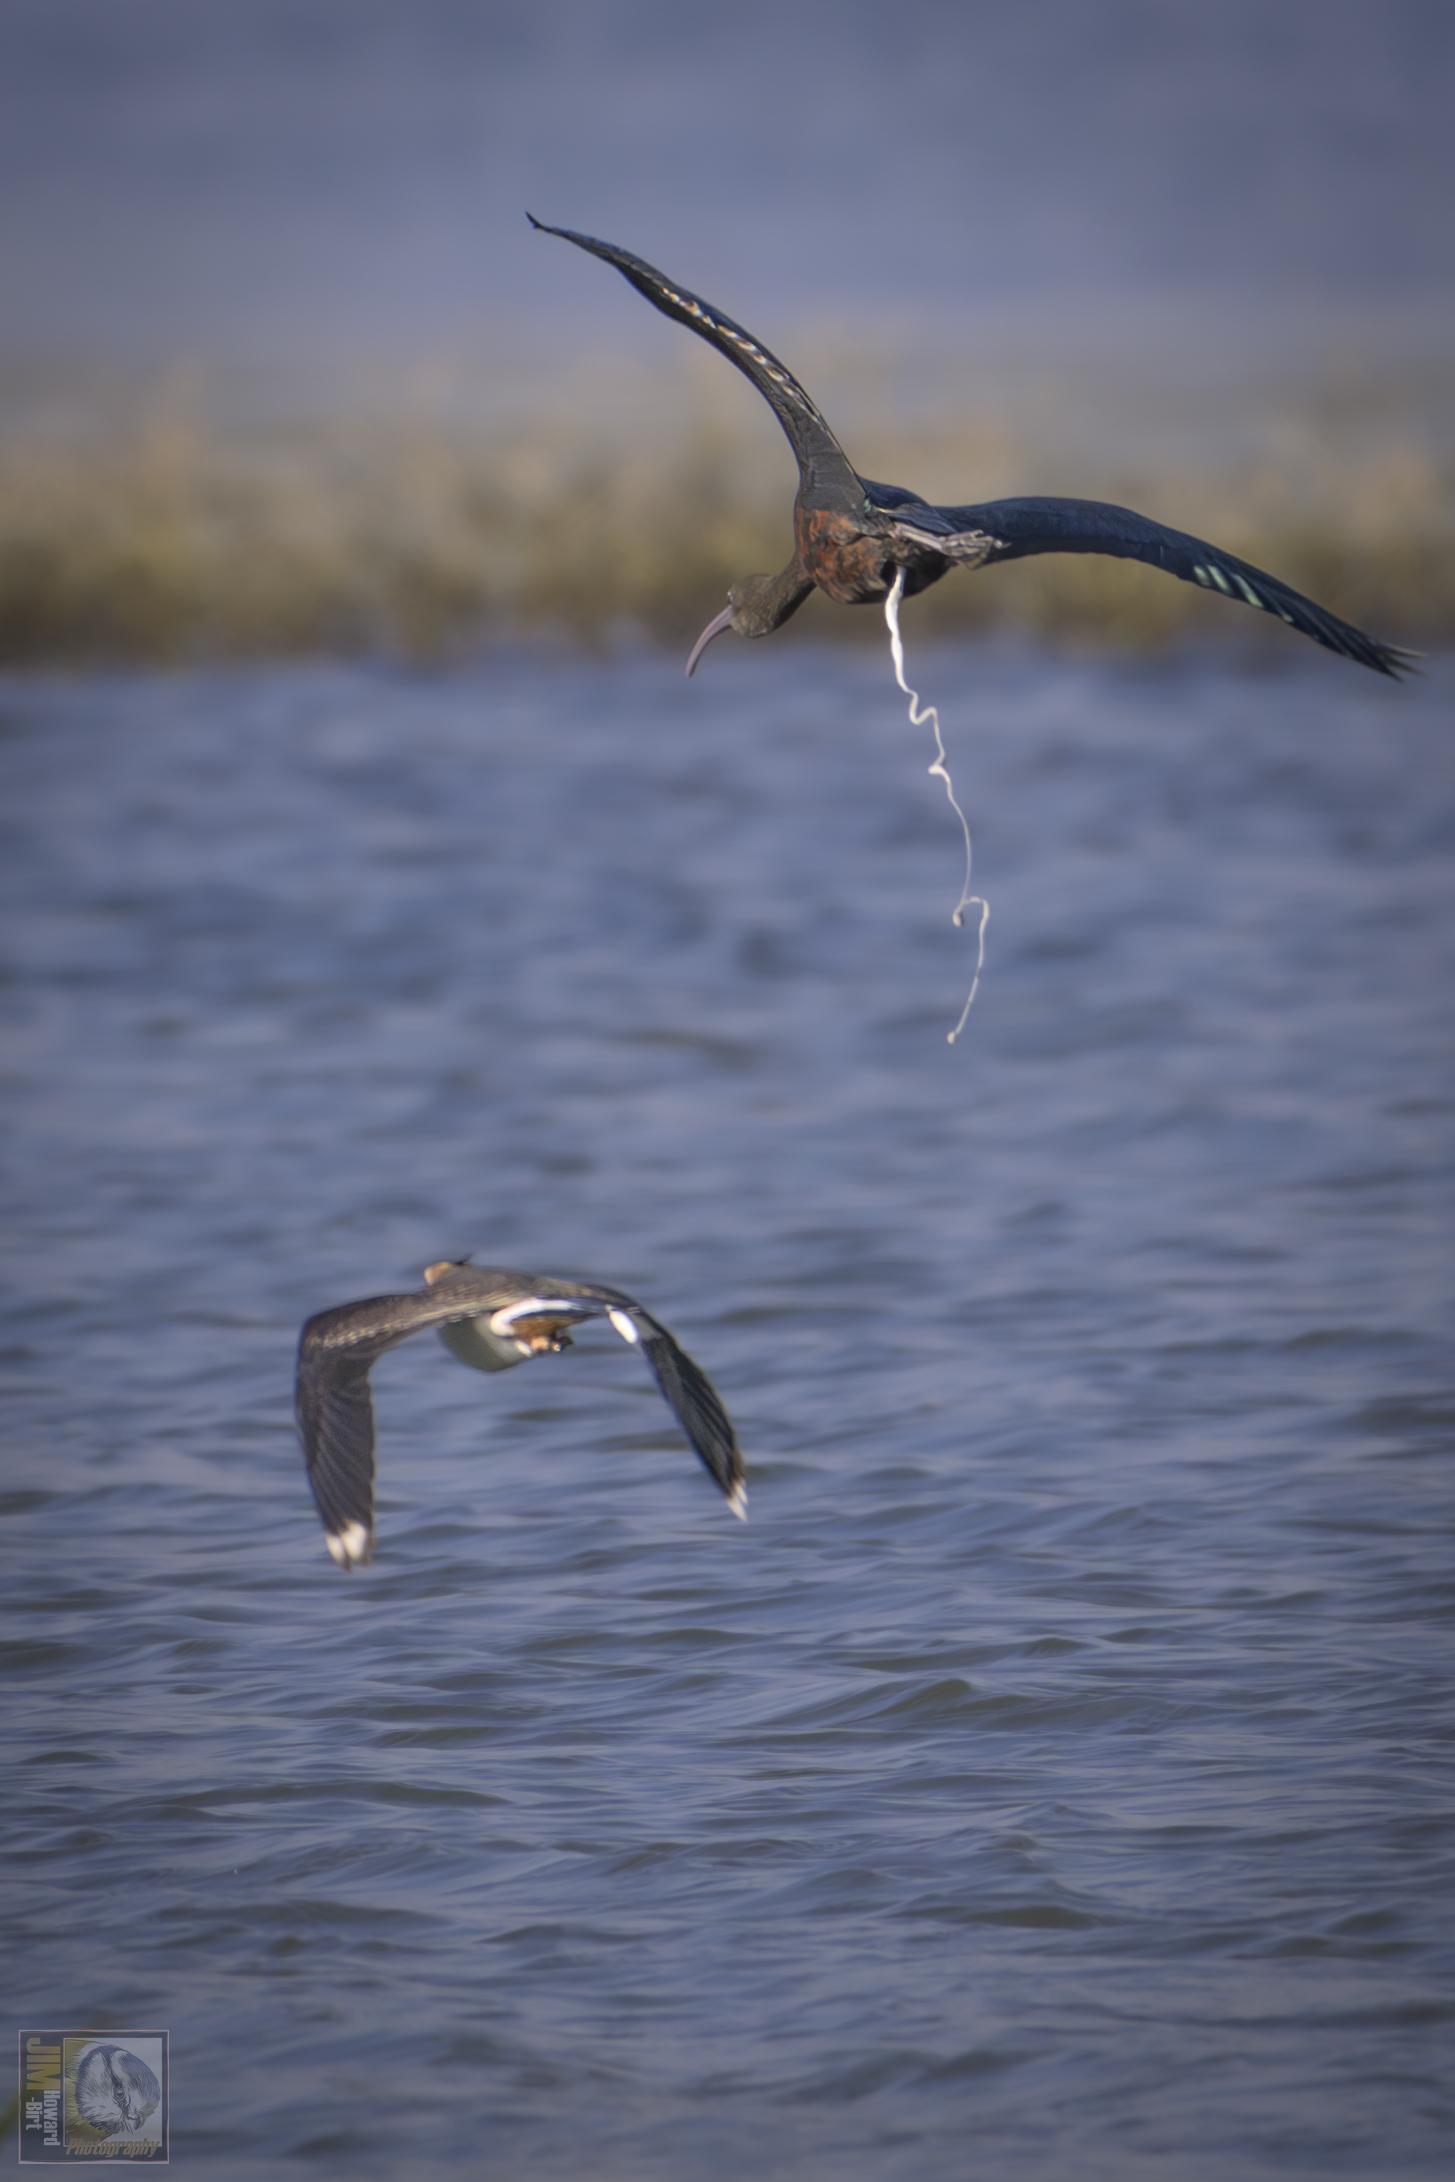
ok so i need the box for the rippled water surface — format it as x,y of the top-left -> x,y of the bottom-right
4,643 -> 1453,2178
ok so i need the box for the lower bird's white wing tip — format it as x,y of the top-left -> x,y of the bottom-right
325,1520 -> 371,1569
727,1482 -> 749,1522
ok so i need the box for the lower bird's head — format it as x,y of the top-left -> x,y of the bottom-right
511,1316 -> 574,1356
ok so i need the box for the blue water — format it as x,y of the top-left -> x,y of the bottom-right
3,642 -> 1453,2177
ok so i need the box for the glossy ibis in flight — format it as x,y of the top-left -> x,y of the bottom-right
296,1258 -> 747,1566
530,218 -> 1412,681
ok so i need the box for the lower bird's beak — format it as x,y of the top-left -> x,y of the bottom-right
685,602 -> 736,679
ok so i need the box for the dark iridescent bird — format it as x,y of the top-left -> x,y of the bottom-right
529,217 -> 1413,682
297,1258 -> 747,1567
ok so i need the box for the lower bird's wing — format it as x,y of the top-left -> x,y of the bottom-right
295,1278 -> 547,1567
575,1287 -> 748,1518
295,1296 -> 422,1568
920,495 -> 1414,677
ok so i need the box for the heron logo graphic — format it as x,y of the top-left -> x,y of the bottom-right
17,2031 -> 168,2164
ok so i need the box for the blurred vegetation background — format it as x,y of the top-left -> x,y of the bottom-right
2,335 -> 1448,668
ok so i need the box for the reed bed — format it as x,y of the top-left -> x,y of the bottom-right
0,371 -> 1448,667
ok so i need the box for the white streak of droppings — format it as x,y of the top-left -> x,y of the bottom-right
727,1481 -> 749,1522
607,1308 -> 640,1346
884,566 -> 988,1043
